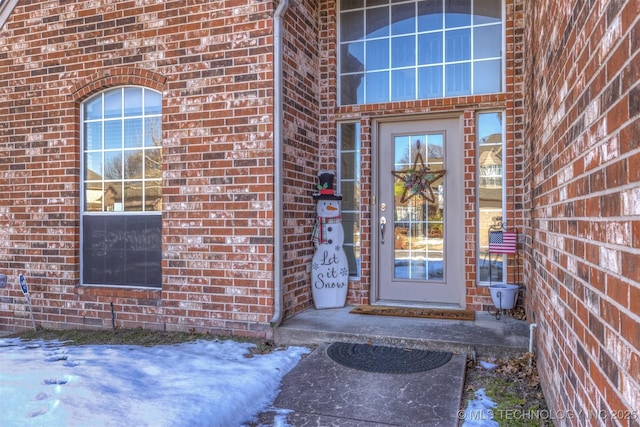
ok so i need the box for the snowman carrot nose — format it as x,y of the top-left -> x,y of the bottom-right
327,205 -> 338,211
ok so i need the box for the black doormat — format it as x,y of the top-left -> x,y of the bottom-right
326,342 -> 452,374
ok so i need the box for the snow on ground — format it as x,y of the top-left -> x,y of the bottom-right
461,388 -> 499,427
0,338 -> 310,427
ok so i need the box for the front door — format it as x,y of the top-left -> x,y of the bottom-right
375,117 -> 464,307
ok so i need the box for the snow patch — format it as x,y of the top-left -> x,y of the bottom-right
462,388 -> 499,427
0,338 -> 310,427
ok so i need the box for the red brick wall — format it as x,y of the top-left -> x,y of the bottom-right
0,0 -> 295,338
524,0 -> 640,422
280,0 -> 321,319
0,0 -> 530,336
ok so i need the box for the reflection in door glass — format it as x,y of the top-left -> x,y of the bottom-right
392,134 -> 445,281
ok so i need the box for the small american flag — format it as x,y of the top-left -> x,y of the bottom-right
489,231 -> 517,254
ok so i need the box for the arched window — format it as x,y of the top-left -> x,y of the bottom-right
81,87 -> 162,287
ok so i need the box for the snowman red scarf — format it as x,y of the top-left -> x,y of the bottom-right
311,215 -> 342,244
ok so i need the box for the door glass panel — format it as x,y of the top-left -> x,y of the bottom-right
392,133 -> 445,281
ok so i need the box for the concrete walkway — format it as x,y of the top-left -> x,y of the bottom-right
270,342 -> 467,426
256,306 -> 531,426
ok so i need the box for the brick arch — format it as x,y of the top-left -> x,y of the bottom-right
71,67 -> 167,101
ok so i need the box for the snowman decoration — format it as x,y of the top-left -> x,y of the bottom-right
311,171 -> 349,309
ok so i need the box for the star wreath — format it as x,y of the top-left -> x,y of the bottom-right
391,141 -> 446,203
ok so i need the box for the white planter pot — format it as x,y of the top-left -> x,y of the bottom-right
489,284 -> 519,310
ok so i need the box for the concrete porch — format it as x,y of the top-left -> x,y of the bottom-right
274,305 -> 532,359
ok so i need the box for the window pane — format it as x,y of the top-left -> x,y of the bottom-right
477,111 -> 504,283
85,122 -> 102,150
124,118 -> 143,148
144,89 -> 162,115
445,0 -> 471,27
427,133 -> 444,162
124,150 -> 143,179
85,152 -> 102,179
124,118 -> 144,149
392,68 -> 415,100
341,10 -> 364,42
341,152 -> 356,178
104,152 -> 122,180
474,0 -> 501,25
445,62 -> 470,96
103,182 -> 122,212
145,117 -> 162,147
342,212 -> 360,276
85,95 -> 102,120
418,65 -> 443,98
340,123 -> 359,151
103,89 -> 122,119
341,181 -> 356,211
392,3 -> 415,35
124,181 -> 143,211
341,42 -> 365,73
418,32 -> 442,65
366,6 -> 389,38
474,60 -> 501,93
394,135 -> 411,165
473,25 -> 502,59
124,87 -> 143,116
445,29 -> 470,61
391,35 -> 415,68
84,182 -> 103,212
104,121 -> 122,150
366,71 -> 389,103
342,0 -> 361,10
341,74 -> 365,105
145,180 -> 162,211
478,112 -> 503,141
145,149 -> 162,179
418,0 -> 443,31
366,39 -> 389,70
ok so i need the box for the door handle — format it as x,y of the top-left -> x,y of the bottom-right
380,216 -> 386,244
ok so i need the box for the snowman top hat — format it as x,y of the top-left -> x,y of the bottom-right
312,170 -> 342,200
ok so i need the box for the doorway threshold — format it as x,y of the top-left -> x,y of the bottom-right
371,300 -> 464,310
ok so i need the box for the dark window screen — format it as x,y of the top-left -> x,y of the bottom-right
83,214 -> 162,287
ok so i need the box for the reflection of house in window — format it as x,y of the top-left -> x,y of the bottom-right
479,134 -> 503,188
103,186 -> 117,211
85,169 -> 104,212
